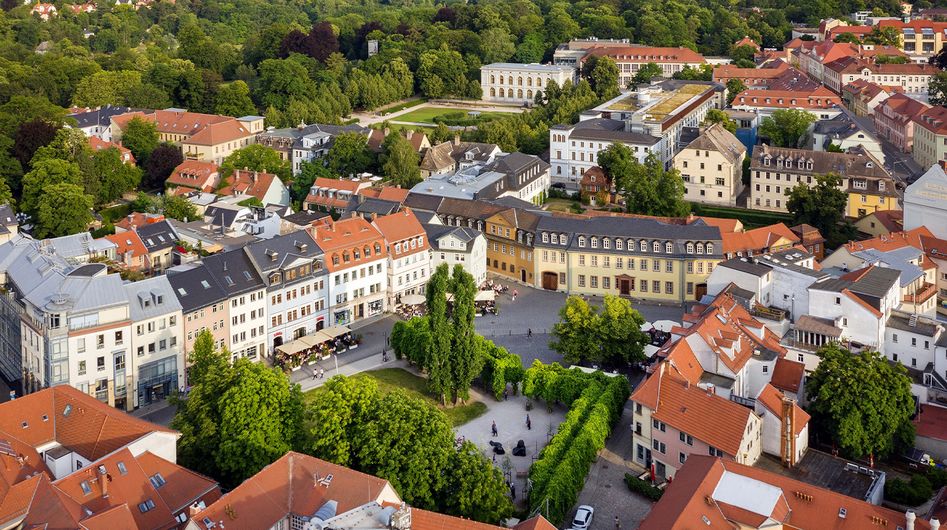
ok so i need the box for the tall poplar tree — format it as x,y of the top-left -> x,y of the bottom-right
449,265 -> 483,403
425,264 -> 452,404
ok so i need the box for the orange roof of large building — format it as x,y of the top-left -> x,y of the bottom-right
733,86 -> 842,109
639,456 -> 931,530
0,386 -> 176,462
878,93 -> 930,124
371,209 -> 428,256
722,223 -> 800,254
104,230 -> 148,259
712,61 -> 791,83
358,185 -> 410,203
841,226 -> 934,254
309,215 -> 388,272
583,45 -> 706,64
112,109 -> 252,145
914,105 -> 947,135
218,169 -> 280,201
115,212 -> 166,232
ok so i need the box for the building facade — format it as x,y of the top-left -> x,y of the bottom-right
372,210 -> 431,306
480,63 -> 576,105
674,124 -> 747,206
874,94 -> 930,154
912,106 -> 947,170
124,277 -> 184,409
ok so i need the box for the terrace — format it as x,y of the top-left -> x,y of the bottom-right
604,83 -> 709,123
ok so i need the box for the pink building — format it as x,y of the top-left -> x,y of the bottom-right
875,93 -> 931,153
167,266 -> 230,372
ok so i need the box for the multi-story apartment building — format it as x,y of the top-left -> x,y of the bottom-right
576,80 -> 725,166
485,208 -> 540,285
579,46 -> 707,87
124,276 -> 184,408
202,251 -> 267,362
310,215 -> 389,326
877,19 -> 947,61
797,41 -> 906,85
912,106 -> 947,169
674,124 -> 747,206
424,224 -> 488,286
823,56 -> 938,94
244,231 -> 328,354
167,265 -> 229,363
874,93 -> 930,153
748,145 -> 897,215
480,63 -> 576,105
549,118 -> 662,185
730,87 -> 843,120
256,123 -> 369,175
372,209 -> 431,306
111,109 -> 264,165
532,215 -> 723,303
842,79 -> 898,118
410,152 -> 551,206
68,105 -> 142,141
304,177 -> 373,214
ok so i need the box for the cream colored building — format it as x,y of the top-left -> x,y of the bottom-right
480,63 -> 577,105
674,124 -> 747,206
913,106 -> 947,170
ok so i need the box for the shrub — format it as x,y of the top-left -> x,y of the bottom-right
624,473 -> 663,501
885,474 -> 933,506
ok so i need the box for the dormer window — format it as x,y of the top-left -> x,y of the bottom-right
578,236 -> 586,248
542,232 -> 549,243
687,242 -> 694,253
551,233 -> 558,244
652,241 -> 660,253
640,240 -> 647,252
615,239 -> 623,250
603,238 -> 610,249
706,243 -> 714,254
590,237 -> 598,248
696,243 -> 704,254
763,156 -> 771,166
806,160 -> 813,170
665,242 -> 673,253
374,243 -> 382,254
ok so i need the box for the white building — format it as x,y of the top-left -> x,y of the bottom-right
410,152 -> 550,205
244,231 -> 328,354
480,63 -> 576,105
754,384 -> 809,465
372,210 -> 431,307
124,276 -> 184,409
549,118 -> 662,185
425,224 -> 488,286
904,164 -> 947,240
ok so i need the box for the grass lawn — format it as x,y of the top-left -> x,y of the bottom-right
394,106 -> 513,124
545,198 -> 582,213
380,98 -> 427,114
304,367 -> 488,427
99,203 -> 131,224
690,203 -> 794,229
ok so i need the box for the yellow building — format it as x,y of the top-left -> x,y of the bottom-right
533,215 -> 723,302
674,123 -> 747,207
111,110 -> 264,165
485,209 -> 540,284
846,174 -> 901,219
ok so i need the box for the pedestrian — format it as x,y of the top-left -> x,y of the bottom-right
312,371 -> 317,380
319,367 -> 325,379
503,388 -> 508,401
510,483 -> 516,500
615,516 -> 621,529
526,414 -> 531,430
493,452 -> 496,463
491,421 -> 498,437
527,328 -> 532,338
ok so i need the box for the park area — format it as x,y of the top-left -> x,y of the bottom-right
392,106 -> 515,125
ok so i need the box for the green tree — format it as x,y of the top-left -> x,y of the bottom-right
759,109 -> 816,148
416,46 -> 468,99
307,376 -> 378,466
72,70 -> 143,107
93,148 -> 142,205
448,265 -> 483,403
726,78 -> 748,106
381,133 -> 421,188
550,296 -> 597,364
703,109 -> 738,133
865,26 -> 901,46
631,62 -> 664,86
327,132 -> 373,177
605,150 -> 688,217
929,71 -> 947,107
786,172 -> 854,248
596,295 -> 648,365
291,161 -> 332,207
161,194 -> 199,222
220,144 -> 291,182
34,183 -> 93,238
173,351 -> 304,488
120,117 -> 159,165
187,330 -> 228,388
214,80 -> 257,117
833,32 -> 862,43
440,441 -> 513,522
806,344 -> 915,460
580,55 -> 619,98
21,158 -> 83,217
480,28 -> 515,63
729,44 -> 759,67
426,264 -> 452,404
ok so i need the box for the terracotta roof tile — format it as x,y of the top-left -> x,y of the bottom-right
103,231 -> 148,259
770,358 -> 806,394
309,216 -> 387,272
134,451 -> 221,514
583,45 -> 706,64
371,209 -> 429,256
167,160 -> 220,192
756,384 -> 809,435
218,169 -> 280,202
412,508 -> 508,530
653,375 -> 754,455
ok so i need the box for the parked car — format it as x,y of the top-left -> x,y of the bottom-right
571,505 -> 594,529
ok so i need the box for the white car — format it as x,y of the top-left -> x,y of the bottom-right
571,505 -> 594,529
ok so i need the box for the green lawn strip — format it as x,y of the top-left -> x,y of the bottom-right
304,368 -> 487,426
394,107 -> 511,124
380,98 -> 427,114
99,203 -> 131,223
690,203 -> 794,229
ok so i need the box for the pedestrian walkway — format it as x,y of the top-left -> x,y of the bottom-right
296,356 -> 409,393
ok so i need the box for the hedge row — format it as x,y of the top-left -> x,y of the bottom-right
523,361 -> 613,408
528,373 -> 630,524
624,473 -> 663,501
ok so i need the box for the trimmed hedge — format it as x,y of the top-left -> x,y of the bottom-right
885,474 -> 933,506
526,364 -> 630,525
624,473 -> 663,501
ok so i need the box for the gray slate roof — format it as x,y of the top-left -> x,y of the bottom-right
137,220 -> 179,251
167,266 -> 228,313
124,276 -> 182,321
202,250 -> 266,296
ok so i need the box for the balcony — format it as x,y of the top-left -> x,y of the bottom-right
904,283 -> 937,305
751,304 -> 787,322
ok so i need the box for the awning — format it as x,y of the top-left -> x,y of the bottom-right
652,320 -> 680,333
401,293 -> 425,305
322,325 -> 351,339
275,330 -> 334,356
276,341 -> 309,357
475,290 -> 496,302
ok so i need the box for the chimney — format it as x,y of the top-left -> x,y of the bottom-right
932,519 -> 941,530
383,127 -> 390,136
453,134 -> 461,146
370,213 -> 378,221
189,502 -> 204,518
906,511 -> 916,530
98,465 -> 108,498
405,130 -> 414,140
251,171 -> 258,183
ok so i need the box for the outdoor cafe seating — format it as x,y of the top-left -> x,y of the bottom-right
275,325 -> 354,371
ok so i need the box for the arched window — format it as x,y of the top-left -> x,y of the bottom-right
686,242 -> 694,254
517,89 -> 523,98
518,76 -> 523,86
590,237 -> 598,248
616,239 -> 623,250
499,88 -> 505,98
498,75 -> 504,84
527,89 -> 533,99
527,77 -> 533,86
490,87 -> 496,97
640,240 -> 647,252
706,243 -> 714,254
665,242 -> 673,253
537,77 -> 544,87
696,243 -> 704,254
653,241 -> 660,253
578,236 -> 586,247
603,238 -> 610,249
491,75 -> 495,84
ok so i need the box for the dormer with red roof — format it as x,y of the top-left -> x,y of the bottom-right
218,168 -> 290,207
88,136 -> 135,165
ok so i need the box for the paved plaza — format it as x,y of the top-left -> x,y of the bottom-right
454,392 -> 567,511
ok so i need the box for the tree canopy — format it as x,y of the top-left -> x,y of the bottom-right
786,172 -> 855,248
551,295 -> 648,366
759,109 -> 816,148
599,146 -> 690,217
806,344 -> 915,460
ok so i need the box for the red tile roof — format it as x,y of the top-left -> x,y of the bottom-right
734,87 -> 842,110
371,209 -> 428,256
0,386 -> 176,462
583,45 -> 706,64
167,160 -> 220,192
218,169 -> 280,202
112,110 -> 253,146
841,226 -> 934,254
88,136 -> 135,165
916,404 -> 947,442
358,186 -> 410,203
104,231 -> 148,260
914,105 -> 947,135
639,456 -> 931,530
770,357 -> 806,394
877,94 -> 930,124
722,223 -> 800,254
309,215 -> 388,272
114,212 -> 166,232
756,384 -> 809,435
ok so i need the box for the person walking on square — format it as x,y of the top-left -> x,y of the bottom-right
319,367 -> 325,379
526,414 -> 531,430
615,516 -> 621,529
491,421 -> 498,437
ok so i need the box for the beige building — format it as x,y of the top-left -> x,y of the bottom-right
111,109 -> 264,165
480,63 -> 576,105
674,124 -> 747,206
912,106 -> 947,170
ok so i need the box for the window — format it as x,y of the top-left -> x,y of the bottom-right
117,462 -> 127,475
680,452 -> 687,464
97,357 -> 105,371
78,361 -> 86,375
709,446 -> 724,457
653,241 -> 660,253
665,242 -> 673,253
80,481 -> 92,495
679,432 -> 693,445
138,499 -> 156,513
149,473 -> 166,489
